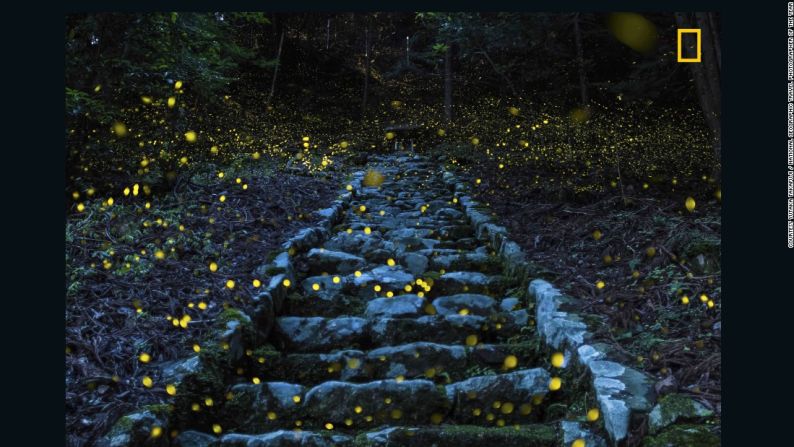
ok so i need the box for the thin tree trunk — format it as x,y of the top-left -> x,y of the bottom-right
676,12 -> 721,174
444,44 -> 452,123
325,18 -> 330,50
573,12 -> 589,106
266,30 -> 285,108
362,25 -> 370,120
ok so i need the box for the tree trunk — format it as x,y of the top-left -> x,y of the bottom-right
361,25 -> 370,120
444,44 -> 452,123
325,18 -> 330,50
266,30 -> 285,109
573,12 -> 589,106
406,36 -> 410,65
675,12 -> 721,174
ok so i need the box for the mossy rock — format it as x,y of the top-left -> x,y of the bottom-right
641,424 -> 720,447
353,424 -> 559,447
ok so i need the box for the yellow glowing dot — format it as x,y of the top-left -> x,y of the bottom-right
587,408 -> 600,421
472,408 -> 482,416
354,271 -> 362,277
549,377 -> 562,391
154,250 -> 165,260
385,132 -> 395,140
251,278 -> 261,288
685,197 -> 696,212
503,355 -> 518,369
112,122 -> 127,137
325,423 -> 334,430
332,276 -> 341,284
76,203 -> 85,212
707,300 -> 715,308
346,184 -> 353,191
193,344 -> 201,353
501,402 -> 514,414
646,247 -> 657,257
592,229 -> 603,240
205,397 -> 214,407
142,376 -> 153,388
226,279 -> 235,289
391,409 -> 403,419
139,353 -> 151,363
174,80 -> 183,89
374,285 -> 382,292
404,285 -> 413,292
166,384 -> 177,396
211,424 -> 221,434
312,283 -> 321,291
386,291 -> 394,298
681,296 -> 690,305
340,141 -> 349,149
150,426 -> 162,438
218,171 -> 224,178
219,195 -> 226,203
252,377 -> 260,384
700,293 -> 708,303
292,395 -> 301,403
551,352 -> 565,368
167,96 -> 176,108
106,197 -> 114,206
354,406 -> 363,414
572,439 -> 586,447
471,137 -> 480,145
235,178 -> 242,184
198,301 -> 207,310
359,205 -> 367,212
282,279 -> 291,287
364,227 -> 372,235
519,404 -> 532,415
347,358 -> 361,369
475,178 -> 482,184
387,258 -> 396,267
465,334 -> 478,346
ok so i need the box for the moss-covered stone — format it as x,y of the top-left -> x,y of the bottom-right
641,424 -> 720,447
649,394 -> 714,433
353,424 -> 559,446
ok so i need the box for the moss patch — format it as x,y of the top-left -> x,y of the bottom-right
642,424 -> 720,447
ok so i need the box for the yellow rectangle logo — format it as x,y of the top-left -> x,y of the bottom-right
677,28 -> 701,62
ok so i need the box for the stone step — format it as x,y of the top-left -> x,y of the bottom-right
177,423 -> 563,447
238,341 -> 544,386
359,424 -> 559,447
273,309 -> 531,352
185,368 -> 551,434
431,271 -> 515,296
176,429 -> 352,446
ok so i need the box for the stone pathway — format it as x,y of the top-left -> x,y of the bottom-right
102,153 -> 675,446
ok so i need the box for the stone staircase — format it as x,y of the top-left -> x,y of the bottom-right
101,153 -> 629,447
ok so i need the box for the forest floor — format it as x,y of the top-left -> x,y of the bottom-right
466,160 -> 722,432
65,161 -> 342,446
